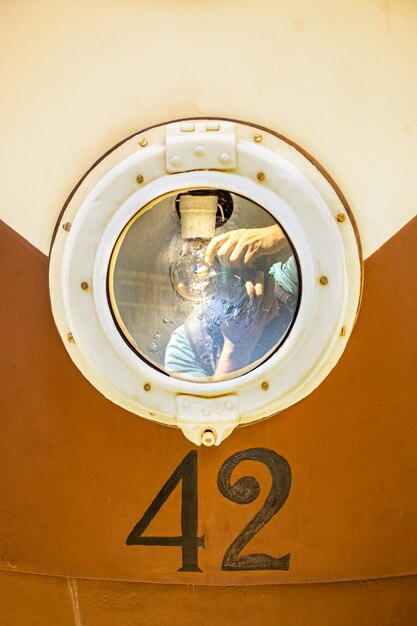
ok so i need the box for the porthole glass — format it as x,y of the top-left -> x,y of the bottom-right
108,188 -> 300,382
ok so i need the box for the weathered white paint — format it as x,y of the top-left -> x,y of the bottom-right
1,0 -> 416,257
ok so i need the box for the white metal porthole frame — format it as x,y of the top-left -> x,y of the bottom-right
49,119 -> 362,446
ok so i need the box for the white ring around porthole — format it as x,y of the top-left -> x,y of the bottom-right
49,119 -> 362,445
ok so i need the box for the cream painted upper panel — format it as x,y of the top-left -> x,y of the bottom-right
0,0 -> 416,258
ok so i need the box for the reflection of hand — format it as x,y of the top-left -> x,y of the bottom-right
205,224 -> 286,268
213,272 -> 279,379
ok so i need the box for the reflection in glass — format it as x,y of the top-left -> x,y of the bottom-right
169,238 -> 219,302
108,189 -> 300,382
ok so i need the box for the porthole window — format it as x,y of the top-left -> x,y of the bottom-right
49,119 -> 362,445
108,189 -> 300,383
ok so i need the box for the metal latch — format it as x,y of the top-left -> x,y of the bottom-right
176,394 -> 240,446
166,120 -> 236,173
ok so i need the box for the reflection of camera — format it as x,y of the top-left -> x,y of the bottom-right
210,269 -> 257,328
274,282 -> 297,313
213,260 -> 296,318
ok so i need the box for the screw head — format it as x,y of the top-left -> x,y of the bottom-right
80,281 -> 89,290
219,152 -> 231,164
319,276 -> 329,285
67,332 -> 75,344
201,429 -> 216,446
254,133 -> 263,143
170,155 -> 181,167
261,381 -> 269,391
257,172 -> 266,181
336,213 -> 346,223
144,383 -> 151,392
139,137 -> 148,147
340,326 -> 347,337
195,145 -> 206,156
136,174 -> 144,184
62,222 -> 71,232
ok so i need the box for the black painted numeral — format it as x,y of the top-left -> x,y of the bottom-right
126,450 -> 205,572
217,447 -> 291,571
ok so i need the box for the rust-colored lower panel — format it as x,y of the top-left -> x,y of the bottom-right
0,217 -> 416,585
76,574 -> 417,626
1,570 -> 417,626
0,570 -> 74,626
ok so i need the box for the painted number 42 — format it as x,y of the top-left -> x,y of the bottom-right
126,447 -> 291,572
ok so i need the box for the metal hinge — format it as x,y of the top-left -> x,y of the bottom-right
166,120 -> 236,173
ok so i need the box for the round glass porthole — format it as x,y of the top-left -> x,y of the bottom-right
108,189 -> 300,383
49,118 -> 362,445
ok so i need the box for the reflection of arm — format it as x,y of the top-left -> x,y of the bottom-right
165,325 -> 209,379
205,225 -> 287,268
212,337 -> 253,381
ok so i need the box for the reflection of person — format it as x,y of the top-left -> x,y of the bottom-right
165,225 -> 299,380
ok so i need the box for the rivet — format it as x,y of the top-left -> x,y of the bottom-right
7,560 -> 17,568
136,174 -> 144,184
202,407 -> 211,417
254,133 -> 263,143
67,332 -> 75,344
144,383 -> 151,392
336,213 -> 346,223
340,326 -> 347,337
257,172 -> 265,181
170,155 -> 181,167
320,276 -> 329,285
261,381 -> 269,391
201,429 -> 216,446
139,137 -> 148,147
80,281 -> 89,290
62,222 -> 71,232
219,152 -> 231,164
225,399 -> 233,410
182,398 -> 191,408
195,145 -> 206,156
